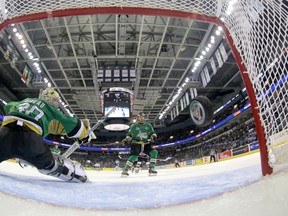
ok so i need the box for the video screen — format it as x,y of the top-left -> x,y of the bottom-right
104,91 -> 130,118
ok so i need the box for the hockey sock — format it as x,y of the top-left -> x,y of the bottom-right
124,155 -> 138,171
149,149 -> 158,158
149,149 -> 158,168
149,162 -> 156,169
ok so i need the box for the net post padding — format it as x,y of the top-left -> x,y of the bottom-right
0,6 -> 274,175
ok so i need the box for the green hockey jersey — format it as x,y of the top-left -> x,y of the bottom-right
3,98 -> 87,138
126,122 -> 156,144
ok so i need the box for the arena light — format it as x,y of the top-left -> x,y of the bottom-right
104,123 -> 130,131
194,60 -> 201,67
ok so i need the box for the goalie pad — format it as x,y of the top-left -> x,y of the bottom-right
16,158 -> 34,168
38,154 -> 88,183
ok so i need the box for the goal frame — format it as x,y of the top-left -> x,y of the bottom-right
0,6 -> 272,175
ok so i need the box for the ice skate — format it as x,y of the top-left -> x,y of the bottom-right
148,168 -> 157,176
121,170 -> 129,177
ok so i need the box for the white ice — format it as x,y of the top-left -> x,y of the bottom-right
0,153 -> 288,216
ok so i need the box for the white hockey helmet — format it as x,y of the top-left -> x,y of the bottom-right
40,88 -> 60,107
136,112 -> 145,124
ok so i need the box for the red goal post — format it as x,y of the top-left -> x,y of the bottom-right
0,0 -> 287,176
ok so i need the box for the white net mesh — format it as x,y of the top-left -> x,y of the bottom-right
0,0 -> 287,172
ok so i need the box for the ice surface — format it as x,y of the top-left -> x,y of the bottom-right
0,153 -> 288,216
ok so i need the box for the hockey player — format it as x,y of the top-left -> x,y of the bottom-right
134,161 -> 142,173
174,159 -> 181,168
210,148 -> 217,163
131,160 -> 142,174
0,88 -> 96,183
121,112 -> 158,177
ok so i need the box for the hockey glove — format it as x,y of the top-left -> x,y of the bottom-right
126,136 -> 132,142
150,134 -> 157,143
121,138 -> 127,144
81,119 -> 97,143
121,136 -> 132,144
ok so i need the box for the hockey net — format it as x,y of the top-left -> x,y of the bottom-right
0,0 -> 287,175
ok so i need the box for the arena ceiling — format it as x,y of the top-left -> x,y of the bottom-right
0,14 -> 244,127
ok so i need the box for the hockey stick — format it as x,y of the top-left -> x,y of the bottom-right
156,156 -> 172,162
118,154 -> 172,162
62,107 -> 116,158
